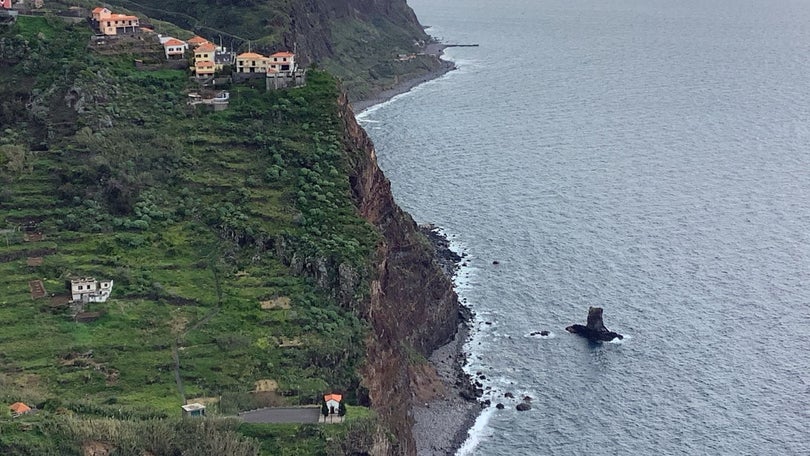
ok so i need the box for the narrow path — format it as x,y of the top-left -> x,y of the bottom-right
172,252 -> 223,403
238,407 -> 321,424
171,339 -> 186,404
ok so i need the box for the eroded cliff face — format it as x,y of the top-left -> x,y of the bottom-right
285,0 -> 428,66
337,93 -> 461,455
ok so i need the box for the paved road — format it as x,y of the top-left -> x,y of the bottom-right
238,406 -> 320,424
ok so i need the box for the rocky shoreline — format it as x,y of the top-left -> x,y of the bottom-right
413,224 -> 480,456
351,49 -> 479,454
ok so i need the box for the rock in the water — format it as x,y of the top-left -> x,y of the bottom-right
496,403 -> 505,409
504,392 -> 514,398
516,403 -> 531,411
523,396 -> 532,402
565,307 -> 623,342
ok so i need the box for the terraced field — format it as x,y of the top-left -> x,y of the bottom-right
1,16 -> 376,454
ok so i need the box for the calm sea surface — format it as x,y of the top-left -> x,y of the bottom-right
358,0 -> 810,454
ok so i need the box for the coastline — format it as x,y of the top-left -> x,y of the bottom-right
351,43 -> 456,114
351,49 -> 480,455
413,225 -> 480,456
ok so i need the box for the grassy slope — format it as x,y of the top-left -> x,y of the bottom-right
0,17 -> 377,455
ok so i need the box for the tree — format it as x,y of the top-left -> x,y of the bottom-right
338,401 -> 346,420
321,400 -> 329,423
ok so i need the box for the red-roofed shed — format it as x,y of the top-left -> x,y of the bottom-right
323,393 -> 342,414
9,402 -> 31,417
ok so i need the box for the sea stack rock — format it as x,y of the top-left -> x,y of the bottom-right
565,307 -> 623,342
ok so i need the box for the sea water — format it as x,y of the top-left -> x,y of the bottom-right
358,0 -> 810,454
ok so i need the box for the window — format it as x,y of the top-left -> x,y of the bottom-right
78,285 -> 83,290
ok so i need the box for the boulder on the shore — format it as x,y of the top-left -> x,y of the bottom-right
516,403 -> 531,411
565,307 -> 623,342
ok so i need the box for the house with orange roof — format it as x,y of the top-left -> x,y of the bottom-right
191,42 -> 219,76
162,38 -> 187,60
0,0 -> 16,24
236,51 -> 271,74
323,393 -> 342,415
194,42 -> 216,64
268,51 -> 295,72
9,402 -> 31,417
236,50 -> 297,75
187,35 -> 210,48
160,37 -> 188,60
90,7 -> 139,35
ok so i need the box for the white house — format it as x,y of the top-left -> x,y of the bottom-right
323,393 -> 342,415
70,277 -> 113,303
161,37 -> 187,60
268,51 -> 295,72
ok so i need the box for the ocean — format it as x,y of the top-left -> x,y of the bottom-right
357,0 -> 810,454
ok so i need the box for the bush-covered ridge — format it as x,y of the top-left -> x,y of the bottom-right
1,16 -> 379,454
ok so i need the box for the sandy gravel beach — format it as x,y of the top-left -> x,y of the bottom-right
351,43 -> 456,113
412,323 -> 480,456
410,226 -> 480,456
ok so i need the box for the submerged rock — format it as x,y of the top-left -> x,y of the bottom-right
565,307 -> 623,342
516,403 -> 531,411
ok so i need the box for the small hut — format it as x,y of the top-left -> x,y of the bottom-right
9,402 -> 31,417
323,393 -> 342,415
181,403 -> 206,417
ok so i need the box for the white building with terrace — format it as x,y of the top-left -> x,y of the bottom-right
70,277 -> 113,303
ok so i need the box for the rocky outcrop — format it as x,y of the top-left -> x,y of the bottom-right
337,92 -> 461,455
566,307 -> 623,342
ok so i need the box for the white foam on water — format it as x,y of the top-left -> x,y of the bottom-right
608,334 -> 631,344
356,58 -> 460,118
455,405 -> 496,456
525,331 -> 556,339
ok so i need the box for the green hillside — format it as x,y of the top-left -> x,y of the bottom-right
1,16 -> 381,455
81,0 -> 442,99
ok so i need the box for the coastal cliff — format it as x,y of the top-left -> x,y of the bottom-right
338,93 -> 463,454
0,7 -> 466,455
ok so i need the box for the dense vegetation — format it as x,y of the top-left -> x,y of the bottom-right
0,15 -> 382,454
